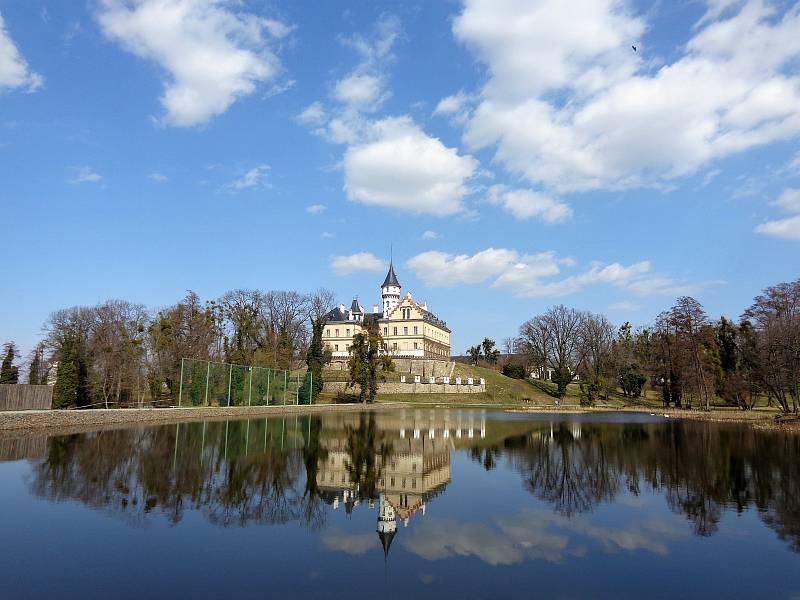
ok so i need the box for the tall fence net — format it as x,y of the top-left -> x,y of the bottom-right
178,359 -> 312,407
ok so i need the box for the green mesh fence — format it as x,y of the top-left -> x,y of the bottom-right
178,359 -> 312,407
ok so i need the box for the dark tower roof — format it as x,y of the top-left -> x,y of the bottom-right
350,298 -> 362,314
382,262 -> 400,288
377,528 -> 396,560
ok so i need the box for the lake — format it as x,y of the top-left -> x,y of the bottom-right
1,409 -> 798,599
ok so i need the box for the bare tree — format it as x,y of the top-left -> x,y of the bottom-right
669,297 -> 716,411
518,305 -> 585,397
743,279 -> 800,413
577,312 -> 614,403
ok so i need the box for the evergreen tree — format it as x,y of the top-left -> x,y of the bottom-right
52,334 -> 90,408
53,335 -> 79,408
0,342 -> 19,384
467,345 -> 482,366
347,323 -> 394,403
28,342 -> 46,385
481,338 -> 500,364
305,316 -> 331,402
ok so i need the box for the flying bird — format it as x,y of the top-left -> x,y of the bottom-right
632,45 -> 638,52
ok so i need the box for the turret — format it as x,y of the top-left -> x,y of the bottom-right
381,262 -> 401,316
376,493 -> 397,561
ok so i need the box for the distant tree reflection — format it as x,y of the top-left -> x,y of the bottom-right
25,415 -> 800,553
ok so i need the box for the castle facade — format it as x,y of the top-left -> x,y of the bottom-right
323,262 -> 451,359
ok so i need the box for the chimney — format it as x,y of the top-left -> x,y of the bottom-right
373,304 -> 380,314
339,303 -> 346,313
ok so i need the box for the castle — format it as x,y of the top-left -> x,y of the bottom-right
323,262 -> 451,359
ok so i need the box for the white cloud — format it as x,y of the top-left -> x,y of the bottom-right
0,12 -> 43,92
147,172 -> 168,182
69,166 -> 102,184
403,510 -> 685,567
333,74 -> 383,107
321,530 -> 377,555
434,91 -> 470,116
296,101 -> 326,126
306,204 -> 327,215
433,91 -> 473,125
95,0 -> 289,127
488,185 -> 572,223
421,230 -> 440,240
297,16 -> 479,218
321,231 -> 335,239
755,187 -> 800,239
331,252 -> 387,276
774,188 -> 800,212
406,247 -> 706,298
453,0 -> 800,193
299,16 -> 400,146
608,301 -> 641,312
755,215 -> 800,239
226,164 -> 270,191
407,248 -> 529,287
344,116 -> 479,216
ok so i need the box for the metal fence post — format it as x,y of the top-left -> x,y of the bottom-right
227,363 -> 233,407
283,370 -> 287,406
266,369 -> 271,406
204,361 -> 211,406
296,373 -> 299,405
178,358 -> 185,407
310,371 -> 313,405
248,367 -> 253,407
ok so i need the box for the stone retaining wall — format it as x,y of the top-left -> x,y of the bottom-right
324,381 -> 485,394
0,403 -> 391,432
327,358 -> 453,377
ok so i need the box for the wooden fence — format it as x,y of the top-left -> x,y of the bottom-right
0,384 -> 53,411
0,435 -> 48,461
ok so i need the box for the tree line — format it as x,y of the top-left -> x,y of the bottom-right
1,288 -> 336,409
509,279 -> 799,412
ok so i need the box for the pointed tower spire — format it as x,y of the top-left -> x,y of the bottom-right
382,262 -> 400,288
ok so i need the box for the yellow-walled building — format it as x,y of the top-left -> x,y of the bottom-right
323,262 -> 451,359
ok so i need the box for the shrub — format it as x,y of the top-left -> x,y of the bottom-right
502,363 -> 526,379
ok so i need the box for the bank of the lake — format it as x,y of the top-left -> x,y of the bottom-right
2,400 -> 798,433
0,402 -> 397,432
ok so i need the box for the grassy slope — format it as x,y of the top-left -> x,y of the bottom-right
329,362 -> 774,411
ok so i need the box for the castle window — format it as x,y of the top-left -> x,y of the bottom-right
393,343 -> 398,350
346,329 -> 350,337
413,326 -> 418,335
335,329 -> 339,337
335,345 -> 339,351
413,342 -> 418,350
384,327 -> 388,336
403,327 -> 408,335
393,327 -> 397,336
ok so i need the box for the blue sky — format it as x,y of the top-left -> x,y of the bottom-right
1,0 -> 799,357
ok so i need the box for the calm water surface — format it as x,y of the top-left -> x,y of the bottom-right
1,409 -> 799,599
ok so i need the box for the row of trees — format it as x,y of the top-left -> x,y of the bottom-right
466,338 -> 501,365
5,288 -> 337,409
511,279 -> 799,412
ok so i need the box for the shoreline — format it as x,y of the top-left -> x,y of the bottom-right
0,403 -> 396,433
1,402 -> 797,434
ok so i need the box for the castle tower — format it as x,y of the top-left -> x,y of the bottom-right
376,493 -> 397,561
381,261 -> 401,316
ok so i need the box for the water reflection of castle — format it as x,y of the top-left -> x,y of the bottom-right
316,411 -> 487,556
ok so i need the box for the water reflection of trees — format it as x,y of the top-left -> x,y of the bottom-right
30,418 -> 327,530
343,412 -> 392,501
27,416 -> 800,552
481,421 -> 800,548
